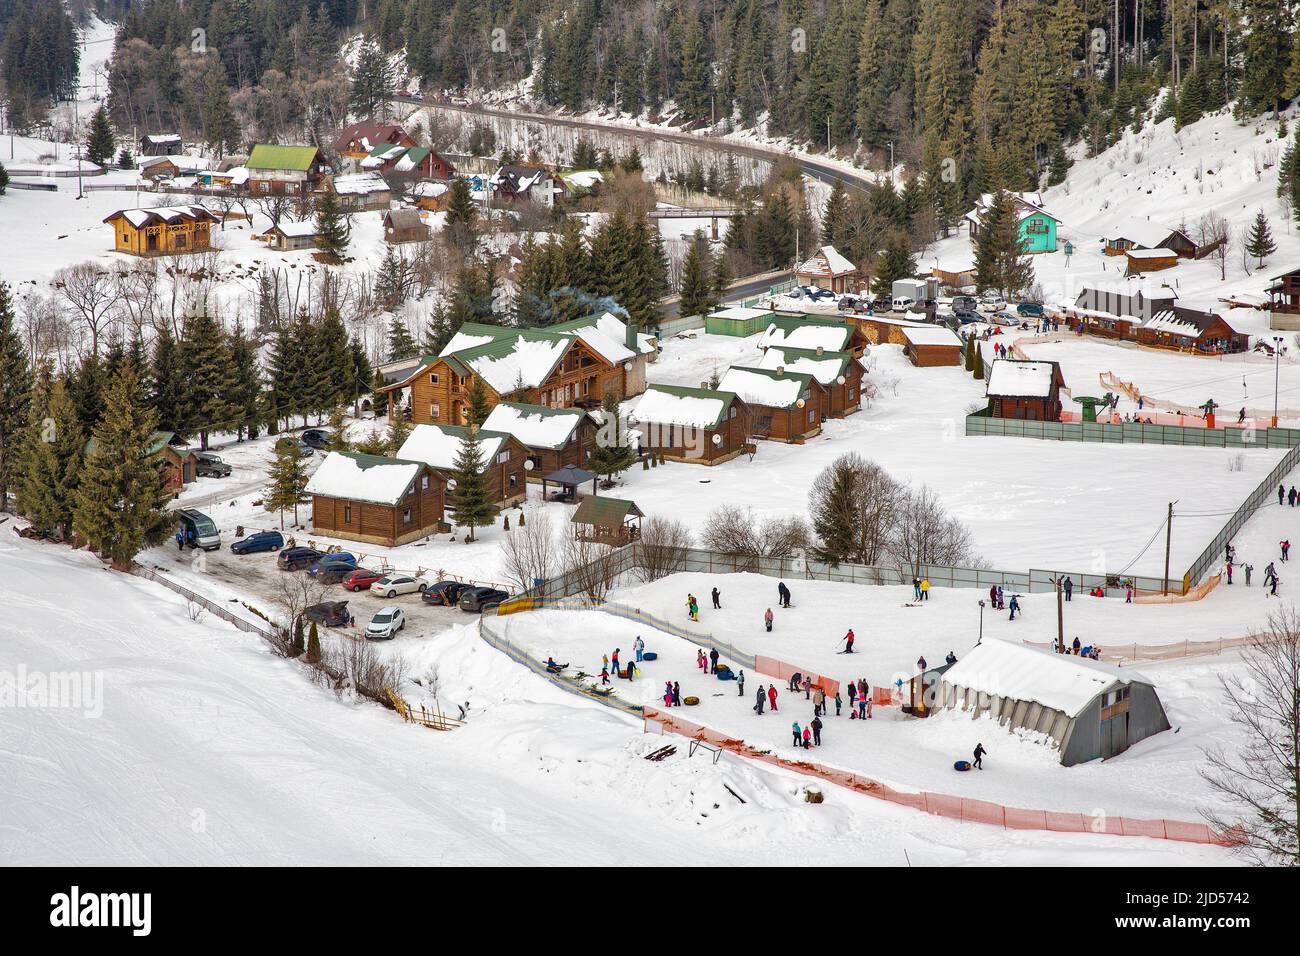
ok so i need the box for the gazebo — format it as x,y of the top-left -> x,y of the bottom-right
542,464 -> 597,502
571,496 -> 643,545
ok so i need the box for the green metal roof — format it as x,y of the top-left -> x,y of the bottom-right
247,144 -> 320,171
762,345 -> 854,375
572,495 -> 643,529
641,383 -> 738,429
85,430 -> 176,457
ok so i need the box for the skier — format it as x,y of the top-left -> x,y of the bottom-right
764,607 -> 774,632
737,669 -> 745,697
1271,573 -> 1281,597
920,577 -> 930,601
754,685 -> 766,715
709,647 -> 719,673
973,742 -> 987,770
1283,540 -> 1292,562
1239,407 -> 1247,424
711,587 -> 720,609
1064,576 -> 1073,601
768,684 -> 779,712
1008,594 -> 1020,620
792,721 -> 802,747
842,628 -> 855,653
811,716 -> 823,746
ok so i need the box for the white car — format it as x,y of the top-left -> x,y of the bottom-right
369,574 -> 431,598
366,606 -> 405,640
978,293 -> 1007,313
891,296 -> 915,313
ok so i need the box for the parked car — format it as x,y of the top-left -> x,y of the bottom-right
422,580 -> 470,607
176,509 -> 221,551
808,286 -> 836,301
230,529 -> 284,555
979,292 -> 1008,313
307,552 -> 356,578
369,573 -> 431,598
952,295 -> 979,312
953,308 -> 982,325
1017,302 -> 1046,318
312,558 -> 360,584
342,567 -> 385,592
278,547 -> 325,571
301,429 -> 330,450
458,586 -> 510,613
274,437 -> 314,458
869,295 -> 892,312
194,451 -> 231,478
891,296 -> 915,313
303,600 -> 350,628
366,606 -> 405,640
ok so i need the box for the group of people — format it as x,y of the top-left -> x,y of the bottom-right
1280,484 -> 1300,508
596,637 -> 649,685
696,647 -> 722,673
1264,561 -> 1282,597
911,577 -> 931,602
1061,637 -> 1102,660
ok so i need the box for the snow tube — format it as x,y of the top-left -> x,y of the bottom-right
953,760 -> 972,772
684,696 -> 700,706
716,670 -> 733,681
643,652 -> 658,661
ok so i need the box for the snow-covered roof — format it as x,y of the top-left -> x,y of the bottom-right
106,205 -> 217,228
568,324 -> 635,365
397,425 -> 507,471
759,319 -> 853,353
964,191 -> 1060,225
559,169 -> 603,189
1124,246 -> 1178,260
902,325 -> 963,347
439,330 -> 501,356
458,333 -> 572,393
717,366 -> 811,409
266,220 -> 319,238
142,133 -> 181,145
481,402 -> 588,450
1107,217 -> 1186,248
410,180 -> 448,198
580,311 -> 655,355
942,639 -> 1154,718
709,306 -> 773,321
631,385 -> 735,430
332,172 -> 390,195
795,245 -> 858,278
755,346 -> 852,385
304,452 -> 423,505
985,360 -> 1059,398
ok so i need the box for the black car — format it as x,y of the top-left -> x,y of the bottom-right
194,452 -> 232,478
952,295 -> 979,312
458,586 -> 510,613
869,295 -> 892,312
230,529 -> 284,554
953,308 -> 982,324
315,561 -> 358,585
423,580 -> 470,607
278,546 -> 325,571
303,600 -> 350,627
301,429 -> 330,450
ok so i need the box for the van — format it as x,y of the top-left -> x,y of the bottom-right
177,509 -> 221,551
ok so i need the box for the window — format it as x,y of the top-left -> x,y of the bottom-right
808,408 -> 815,423
729,406 -> 737,419
848,386 -> 857,400
402,508 -> 412,525
430,373 -> 439,385
1026,218 -> 1048,235
431,404 -> 440,420
421,476 -> 429,491
509,474 -> 518,488
343,505 -> 352,523
497,451 -> 511,465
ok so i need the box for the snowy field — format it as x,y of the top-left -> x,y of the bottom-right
0,533 -> 1236,865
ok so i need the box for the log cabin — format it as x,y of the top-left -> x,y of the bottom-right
1135,307 -> 1248,354
984,360 -> 1066,422
759,315 -> 871,359
396,424 -> 528,508
333,123 -> 415,162
304,452 -> 447,547
901,325 -> 964,367
754,345 -> 864,418
104,206 -> 217,256
480,402 -> 597,479
630,384 -> 751,465
383,209 -> 431,243
84,430 -> 195,496
1102,219 -> 1197,258
717,366 -> 825,443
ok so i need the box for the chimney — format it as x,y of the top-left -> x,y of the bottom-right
815,345 -> 824,355
775,366 -> 785,376
625,317 -> 637,352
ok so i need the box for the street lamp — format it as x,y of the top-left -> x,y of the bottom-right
1274,335 -> 1284,428
977,599 -> 985,644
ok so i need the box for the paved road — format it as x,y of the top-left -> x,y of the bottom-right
659,269 -> 790,319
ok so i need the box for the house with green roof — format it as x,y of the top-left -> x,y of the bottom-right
84,429 -> 197,495
629,384 -> 752,466
754,345 -> 866,418
717,365 -> 825,442
304,451 -> 447,546
246,144 -> 324,196
481,402 -> 597,478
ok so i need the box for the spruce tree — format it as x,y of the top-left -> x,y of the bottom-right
678,234 -> 712,317
178,313 -> 237,448
326,405 -> 350,451
870,234 -> 915,297
85,107 -> 115,167
0,160 -> 8,195
1246,210 -> 1277,267
306,620 -> 321,664
709,248 -> 733,311
17,374 -> 83,540
974,190 -> 1034,297
449,427 -> 498,540
314,189 -> 351,260
265,443 -> 309,529
964,333 -> 975,372
348,338 -> 373,416
385,411 -> 411,456
465,376 -> 492,427
386,314 -> 419,361
73,364 -> 172,569
588,391 -> 635,482
445,177 -> 477,244
227,322 -> 263,440
350,38 -> 394,119
973,342 -> 986,381
809,456 -> 860,564
267,319 -> 305,431
0,281 -> 32,512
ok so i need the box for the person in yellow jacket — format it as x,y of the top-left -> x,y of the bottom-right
920,578 -> 931,601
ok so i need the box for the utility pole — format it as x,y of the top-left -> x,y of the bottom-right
1163,501 -> 1175,595
1055,576 -> 1064,652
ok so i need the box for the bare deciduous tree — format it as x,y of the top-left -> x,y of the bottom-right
500,506 -> 556,593
1198,212 -> 1231,281
1201,606 -> 1300,865
700,504 -> 809,568
808,452 -> 905,565
635,516 -> 693,583
54,262 -> 122,357
562,534 -> 620,603
889,484 -> 977,576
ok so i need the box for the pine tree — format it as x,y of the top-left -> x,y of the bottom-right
226,322 -> 263,440
85,106 -> 115,167
348,338 -> 373,416
445,176 -> 477,243
1239,0 -> 1290,117
973,342 -> 986,380
974,190 -> 1035,297
152,325 -> 189,437
589,391 -> 635,482
16,373 -> 83,540
449,426 -> 498,540
72,364 -> 172,569
350,38 -> 393,119
0,281 -> 32,511
1246,210 -> 1278,267
115,148 -> 134,170
313,307 -> 354,412
465,376 -> 492,428
678,233 -> 713,317
306,620 -> 321,664
200,60 -> 240,159
291,617 -> 305,657
809,455 -> 860,564
870,233 -> 916,297
326,405 -> 350,451
386,314 -> 419,361
267,318 -> 306,430
709,248 -> 733,311
264,442 -> 309,529
963,332 -> 975,372
178,313 -> 237,448
314,189 -> 351,260
0,160 -> 9,195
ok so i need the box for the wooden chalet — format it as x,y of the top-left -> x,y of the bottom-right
794,245 -> 862,294
410,180 -> 449,211
1102,219 -> 1197,258
85,430 -> 195,496
334,123 -> 415,160
717,366 -> 824,442
481,402 -> 596,479
759,315 -> 870,359
246,144 -> 324,195
984,360 -> 1066,422
631,384 -> 751,465
571,496 -> 643,546
138,133 -> 181,156
396,424 -> 528,508
1267,266 -> 1300,330
492,165 -> 566,206
383,208 -> 431,244
330,172 -> 392,211
755,345 -> 864,418
305,452 -> 446,547
901,325 -> 964,367
260,220 -> 320,251
1135,307 -> 1248,354
104,206 -> 217,257
360,144 -> 455,180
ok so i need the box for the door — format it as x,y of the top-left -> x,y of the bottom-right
1101,713 -> 1128,759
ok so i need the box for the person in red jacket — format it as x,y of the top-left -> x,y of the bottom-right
767,684 -> 778,712
842,629 -> 855,653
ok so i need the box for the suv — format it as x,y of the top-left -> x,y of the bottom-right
458,586 -> 509,613
952,295 -> 978,312
301,429 -> 331,450
366,606 -> 405,640
1017,302 -> 1045,319
278,547 -> 324,571
230,529 -> 284,555
423,580 -> 469,607
307,552 -> 356,578
176,509 -> 221,551
194,452 -> 231,478
304,601 -> 350,628
274,437 -> 313,458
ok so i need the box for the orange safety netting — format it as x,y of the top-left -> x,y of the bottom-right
643,709 -> 1228,847
754,655 -> 841,696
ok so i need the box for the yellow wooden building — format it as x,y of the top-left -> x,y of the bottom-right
103,205 -> 218,256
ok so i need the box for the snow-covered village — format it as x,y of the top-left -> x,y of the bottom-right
0,0 -> 1295,917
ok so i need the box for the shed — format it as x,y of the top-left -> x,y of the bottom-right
542,464 -> 597,502
939,640 -> 1171,765
1124,247 -> 1179,275
985,359 -> 1066,421
261,220 -> 320,251
139,133 -> 182,156
902,325 -> 963,367
331,172 -> 392,211
705,305 -> 773,337
305,451 -> 446,546
571,496 -> 643,545
383,208 -> 431,244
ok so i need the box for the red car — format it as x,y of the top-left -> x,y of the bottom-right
342,568 -> 384,592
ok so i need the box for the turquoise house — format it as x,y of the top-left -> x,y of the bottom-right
964,192 -> 1060,254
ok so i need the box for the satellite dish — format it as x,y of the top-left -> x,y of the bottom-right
523,460 -> 534,471
815,346 -> 824,355
796,398 -> 806,408
623,361 -> 633,371
836,375 -> 846,385
711,433 -> 723,446
776,365 -> 785,375
446,478 -> 457,490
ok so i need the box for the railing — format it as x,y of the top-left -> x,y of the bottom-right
130,563 -> 277,638
1022,635 -> 1257,664
966,410 -> 1300,448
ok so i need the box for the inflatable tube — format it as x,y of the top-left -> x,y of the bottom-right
953,760 -> 971,772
